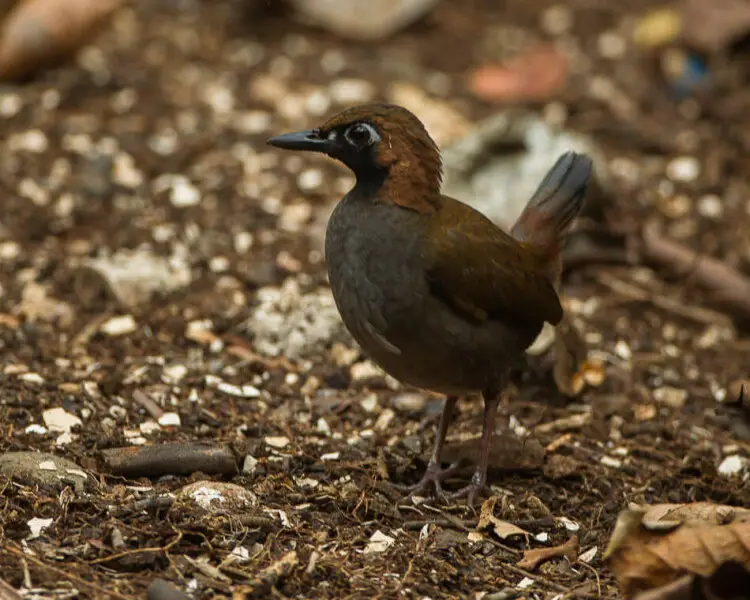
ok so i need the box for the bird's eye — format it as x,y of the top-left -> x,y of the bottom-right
345,123 -> 378,146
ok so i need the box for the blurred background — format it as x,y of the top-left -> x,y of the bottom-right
0,0 -> 749,598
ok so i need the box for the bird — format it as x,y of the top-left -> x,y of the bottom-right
267,103 -> 592,506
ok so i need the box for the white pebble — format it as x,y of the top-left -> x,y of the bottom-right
158,412 -> 181,427
598,31 -> 626,59
330,79 -> 374,104
265,436 -> 290,449
666,156 -> 700,182
101,315 -> 137,337
170,176 -> 201,207
297,168 -> 323,191
697,194 -> 723,219
541,5 -> 572,35
242,455 -> 258,474
718,455 -> 747,477
43,407 -> 82,434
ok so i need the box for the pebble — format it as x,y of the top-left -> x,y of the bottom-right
653,386 -> 688,408
27,517 -> 54,540
43,407 -> 82,433
169,175 -> 201,207
242,455 -> 258,474
600,455 -> 622,468
613,340 -> 632,361
265,436 -> 290,449
139,421 -> 161,435
162,364 -> 188,383
0,452 -> 88,493
329,78 -> 375,104
113,152 -> 144,188
279,202 -> 313,232
101,314 -> 137,336
391,393 -> 426,414
666,156 -> 700,182
235,110 -> 272,134
598,31 -> 627,59
360,394 -> 379,413
8,129 -> 48,153
320,49 -> 346,74
541,5 -> 573,35
374,408 -> 396,432
350,360 -> 383,382
19,372 -> 45,385
234,231 -> 254,253
717,455 -> 747,477
697,194 -> 723,219
0,93 -> 23,117
158,412 -> 181,427
331,343 -> 359,367
364,530 -> 395,554
178,481 -> 257,513
297,168 -> 324,191
305,89 -> 331,116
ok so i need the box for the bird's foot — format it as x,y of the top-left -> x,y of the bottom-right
391,461 -> 461,503
443,471 -> 488,508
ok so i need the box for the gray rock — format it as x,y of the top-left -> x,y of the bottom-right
442,113 -> 608,229
245,277 -> 352,361
0,451 -> 88,494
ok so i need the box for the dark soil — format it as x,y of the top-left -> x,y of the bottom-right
0,0 -> 749,598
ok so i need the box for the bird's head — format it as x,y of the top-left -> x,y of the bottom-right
268,103 -> 442,213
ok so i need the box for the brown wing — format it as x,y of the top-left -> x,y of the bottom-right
424,196 -> 563,327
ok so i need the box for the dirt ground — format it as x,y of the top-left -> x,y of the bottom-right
0,0 -> 749,598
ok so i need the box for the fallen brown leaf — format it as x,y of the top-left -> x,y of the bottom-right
517,535 -> 579,570
477,496 -> 530,541
470,44 -> 568,103
631,502 -> 750,529
605,507 -> 750,598
552,315 -> 590,397
633,561 -> 750,600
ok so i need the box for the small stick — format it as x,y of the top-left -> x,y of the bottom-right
641,224 -> 750,317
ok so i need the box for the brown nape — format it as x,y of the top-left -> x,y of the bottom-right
322,103 -> 443,214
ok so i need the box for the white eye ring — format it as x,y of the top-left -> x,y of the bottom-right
345,123 -> 380,145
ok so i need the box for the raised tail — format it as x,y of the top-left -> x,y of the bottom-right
510,151 -> 592,259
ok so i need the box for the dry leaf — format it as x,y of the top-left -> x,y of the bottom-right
552,315 -> 590,397
0,0 -> 126,81
470,44 -> 568,103
633,561 -> 750,600
605,507 -> 750,598
517,535 -> 579,570
477,496 -> 529,541
631,502 -> 750,529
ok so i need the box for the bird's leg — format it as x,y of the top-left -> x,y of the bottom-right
446,387 -> 501,507
392,396 -> 459,500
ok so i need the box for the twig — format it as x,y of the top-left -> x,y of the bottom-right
640,223 -> 750,317
578,560 -> 603,598
596,271 -> 731,326
87,530 -> 183,564
1,544 -> 131,600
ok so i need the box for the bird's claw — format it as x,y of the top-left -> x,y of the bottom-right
391,461 -> 461,504
442,480 -> 487,508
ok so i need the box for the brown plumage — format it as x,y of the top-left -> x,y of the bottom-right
268,103 -> 592,506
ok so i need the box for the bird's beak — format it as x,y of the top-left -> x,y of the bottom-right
266,129 -> 330,153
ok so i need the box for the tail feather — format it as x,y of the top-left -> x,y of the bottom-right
510,151 -> 592,257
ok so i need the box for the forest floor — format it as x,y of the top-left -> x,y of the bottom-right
0,0 -> 748,598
